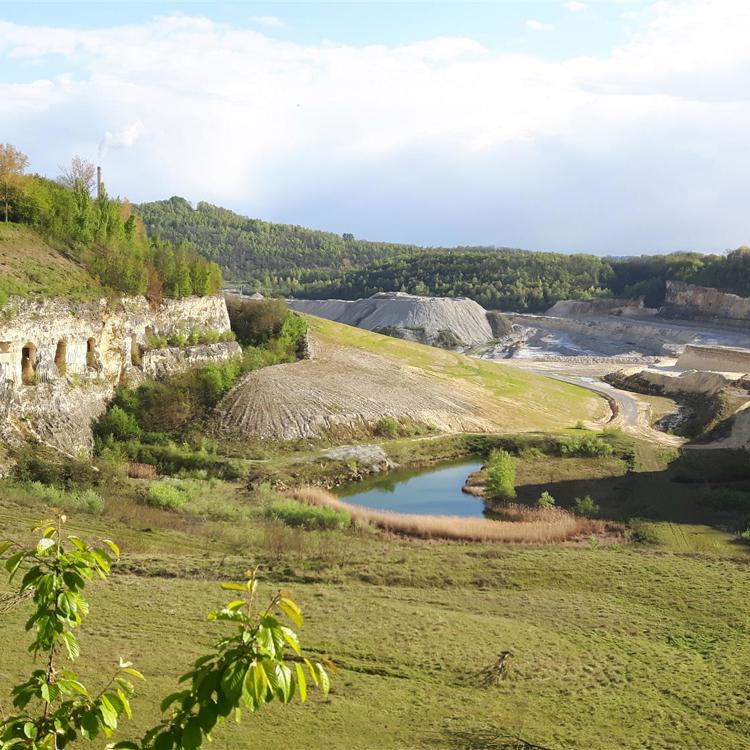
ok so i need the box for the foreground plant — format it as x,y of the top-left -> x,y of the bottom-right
0,514 -> 330,750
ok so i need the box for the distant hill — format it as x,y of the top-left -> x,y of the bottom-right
136,196 -> 750,313
135,196 -> 426,279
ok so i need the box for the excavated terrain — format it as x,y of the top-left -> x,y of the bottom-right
213,342 -> 496,440
212,318 -> 603,441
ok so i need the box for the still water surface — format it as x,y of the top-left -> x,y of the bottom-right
336,459 -> 485,517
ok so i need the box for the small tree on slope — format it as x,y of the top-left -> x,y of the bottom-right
0,514 -> 330,750
485,449 -> 517,501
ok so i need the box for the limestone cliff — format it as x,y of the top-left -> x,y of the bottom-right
662,281 -> 750,323
0,294 -> 239,458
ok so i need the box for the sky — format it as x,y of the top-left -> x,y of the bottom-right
1,0 -> 748,255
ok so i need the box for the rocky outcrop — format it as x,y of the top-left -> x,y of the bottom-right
288,292 -> 494,348
662,281 -> 750,323
676,344 -> 750,374
546,297 -> 650,318
0,294 -> 236,456
141,342 -> 241,380
606,367 -> 735,397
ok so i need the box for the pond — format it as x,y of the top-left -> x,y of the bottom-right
335,459 -> 486,517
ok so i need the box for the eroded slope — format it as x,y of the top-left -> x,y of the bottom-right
212,316 -> 605,440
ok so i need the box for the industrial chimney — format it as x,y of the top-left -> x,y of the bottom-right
96,166 -> 102,198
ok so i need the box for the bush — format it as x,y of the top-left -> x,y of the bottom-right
536,491 -> 556,508
375,417 -> 399,439
265,499 -> 350,530
26,481 -> 104,514
485,449 -> 517,501
94,405 -> 142,441
560,435 -> 614,458
14,448 -> 99,488
146,481 -> 187,510
573,495 -> 599,517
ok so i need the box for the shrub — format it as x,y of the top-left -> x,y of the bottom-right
375,417 -> 399,439
26,481 -> 104,514
485,449 -> 517,501
536,491 -> 556,509
560,434 -> 614,458
265,499 -> 350,530
573,495 -> 599,517
146,481 -> 187,510
94,404 -> 141,441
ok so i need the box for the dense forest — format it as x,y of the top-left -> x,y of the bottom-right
137,196 -> 750,312
1,147 -> 222,299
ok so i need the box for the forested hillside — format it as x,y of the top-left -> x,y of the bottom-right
137,196 -> 750,312
0,146 -> 223,303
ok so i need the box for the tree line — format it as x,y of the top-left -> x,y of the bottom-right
136,195 -> 749,311
0,145 -> 222,299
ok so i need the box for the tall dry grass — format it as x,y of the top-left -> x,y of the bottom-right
289,487 -> 593,543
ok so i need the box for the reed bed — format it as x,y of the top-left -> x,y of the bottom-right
289,487 -> 593,543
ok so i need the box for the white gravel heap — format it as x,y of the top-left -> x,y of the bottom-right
288,292 -> 493,347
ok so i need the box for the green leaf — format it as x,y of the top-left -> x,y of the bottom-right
278,597 -> 303,627
280,625 -> 301,655
160,691 -> 188,713
153,731 -> 174,750
275,663 -> 294,703
102,539 -> 120,557
220,582 -> 248,592
99,694 -> 119,730
61,631 -> 80,660
91,549 -> 111,574
303,658 -> 319,686
225,599 -> 246,611
120,666 -> 145,680
23,722 -> 36,739
295,663 -> 307,703
0,540 -> 11,556
316,662 -> 330,695
182,717 -> 202,750
220,660 -> 247,705
5,550 -> 24,579
198,700 -> 219,734
67,535 -> 88,551
117,689 -> 132,719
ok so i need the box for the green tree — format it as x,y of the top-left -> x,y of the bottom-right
0,516 -> 330,750
485,449 -> 516,501
0,144 -> 29,222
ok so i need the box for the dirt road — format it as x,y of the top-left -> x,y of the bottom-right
496,359 -> 685,447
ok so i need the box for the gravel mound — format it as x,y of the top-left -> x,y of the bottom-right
288,292 -> 493,347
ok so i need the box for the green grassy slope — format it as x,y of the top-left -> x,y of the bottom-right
307,314 -> 608,432
0,223 -> 103,303
0,486 -> 748,750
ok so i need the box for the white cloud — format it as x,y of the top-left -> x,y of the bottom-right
564,1 -> 587,12
251,15 -> 284,29
526,19 -> 555,32
99,120 -> 144,156
0,1 -> 749,252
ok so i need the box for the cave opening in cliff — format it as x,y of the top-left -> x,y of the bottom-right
86,338 -> 97,369
131,334 -> 142,366
21,343 -> 37,384
54,340 -> 67,374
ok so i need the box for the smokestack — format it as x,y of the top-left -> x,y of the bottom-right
96,166 -> 102,198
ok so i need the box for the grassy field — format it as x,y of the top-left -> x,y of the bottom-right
307,316 -> 608,433
0,224 -> 103,304
1,435 -> 749,750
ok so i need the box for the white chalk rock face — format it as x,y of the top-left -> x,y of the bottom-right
288,292 -> 494,347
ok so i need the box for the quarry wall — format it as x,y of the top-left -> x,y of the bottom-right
663,281 -> 750,322
677,344 -> 750,374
